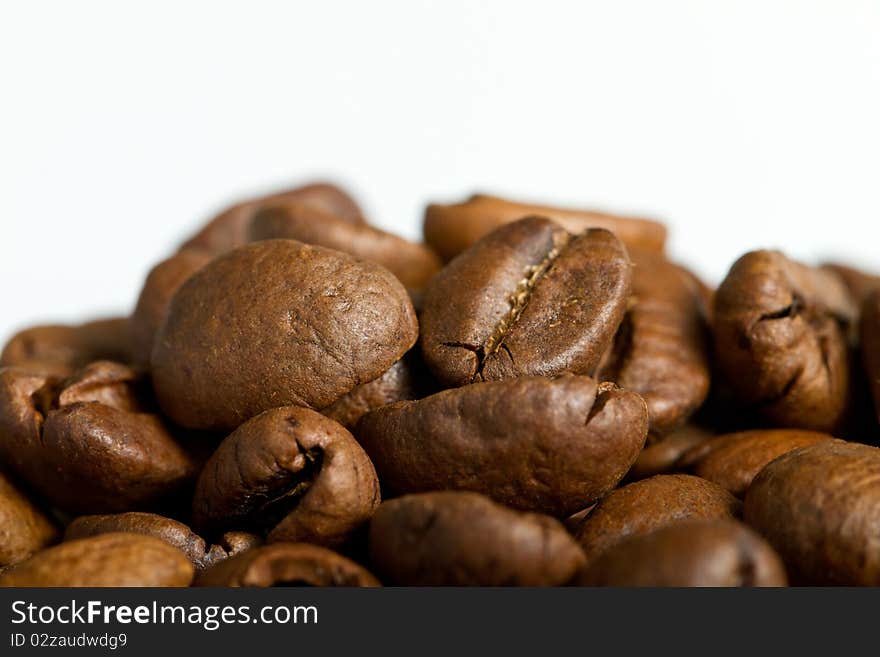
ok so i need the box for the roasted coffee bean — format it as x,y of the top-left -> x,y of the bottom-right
181,182 -> 365,255
571,474 -> 740,562
129,249 -> 213,367
0,363 -> 195,514
679,429 -> 832,497
369,491 -> 585,586
65,512 -> 261,570
357,375 -> 648,516
861,290 -> 880,423
0,533 -> 193,586
597,250 -> 710,438
321,351 -> 434,431
822,262 -> 880,306
625,424 -> 715,481
0,472 -> 58,567
249,203 -> 441,292
1,317 -> 130,378
196,542 -> 380,587
151,240 -> 418,432
744,440 -> 880,585
423,193 -> 666,262
421,217 -> 632,386
713,250 -> 856,432
192,407 -> 380,547
576,519 -> 787,587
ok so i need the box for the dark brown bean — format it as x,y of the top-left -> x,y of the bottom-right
861,290 -> 880,423
196,543 -> 380,587
571,474 -> 741,562
180,182 -> 365,255
64,512 -> 261,570
369,491 -> 585,586
192,407 -> 380,548
0,533 -> 193,586
151,240 -> 418,432
1,318 -> 131,378
250,202 -> 441,292
713,250 -> 855,432
576,519 -> 787,587
357,376 -> 648,516
423,193 -> 666,262
421,217 -> 632,386
129,249 -> 213,367
744,440 -> 880,585
679,429 -> 832,497
0,472 -> 58,567
625,424 -> 715,481
0,363 -> 195,514
597,249 -> 710,438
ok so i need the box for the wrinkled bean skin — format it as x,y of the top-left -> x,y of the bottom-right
680,429 -> 832,497
861,290 -> 880,423
196,543 -> 380,587
421,217 -> 632,386
0,473 -> 58,567
713,250 -> 855,432
369,491 -> 585,586
129,249 -> 213,367
321,351 -> 434,431
250,203 -> 441,292
572,474 -> 741,562
423,193 -> 666,262
180,182 -> 365,255
625,424 -> 715,481
0,533 -> 193,587
357,376 -> 648,516
744,440 -> 880,585
0,364 -> 195,514
65,512 -> 261,570
1,318 -> 130,378
597,249 -> 710,439
151,240 -> 419,432
576,520 -> 787,587
193,407 -> 380,548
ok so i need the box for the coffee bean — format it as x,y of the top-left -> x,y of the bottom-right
421,217 -> 632,386
576,519 -> 787,587
0,533 -> 193,586
357,375 -> 648,516
861,290 -> 880,423
423,193 -> 666,261
0,472 -> 58,567
196,542 -> 380,587
192,406 -> 379,548
571,474 -> 741,562
679,429 -> 832,497
1,317 -> 131,378
129,249 -> 213,367
369,491 -> 585,586
744,440 -> 880,585
64,512 -> 261,570
181,181 -> 365,255
713,250 -> 856,432
822,262 -> 880,306
625,424 -> 715,481
597,249 -> 711,438
0,363 -> 195,514
151,239 -> 418,431
321,350 -> 435,431
250,202 -> 441,292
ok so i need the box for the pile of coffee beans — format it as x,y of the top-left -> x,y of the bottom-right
2,182 -> 879,587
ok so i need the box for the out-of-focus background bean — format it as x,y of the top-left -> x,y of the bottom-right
2,0 -> 879,344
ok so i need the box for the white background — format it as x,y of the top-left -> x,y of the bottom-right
2,1 -> 879,345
